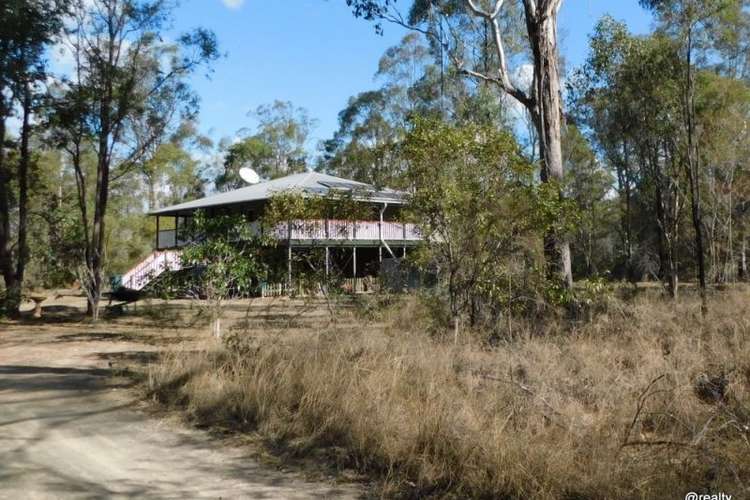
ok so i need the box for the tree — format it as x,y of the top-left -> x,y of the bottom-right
178,212 -> 269,337
217,136 -> 273,190
563,124 -> 615,277
695,72 -> 750,282
139,121 -> 208,210
402,117 -> 573,338
640,0 -> 742,311
216,100 -> 316,190
0,0 -> 68,316
319,89 -> 402,186
320,30 -> 509,187
250,100 -> 315,180
572,19 -> 690,295
50,0 -> 219,320
345,0 -> 574,289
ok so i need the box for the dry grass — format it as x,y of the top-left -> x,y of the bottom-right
148,288 -> 750,499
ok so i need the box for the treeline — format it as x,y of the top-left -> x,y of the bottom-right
0,0 -> 218,318
327,0 -> 750,312
1,0 -> 749,321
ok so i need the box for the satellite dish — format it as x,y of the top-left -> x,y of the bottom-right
239,167 -> 260,185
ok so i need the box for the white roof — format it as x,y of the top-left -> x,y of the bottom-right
150,171 -> 406,216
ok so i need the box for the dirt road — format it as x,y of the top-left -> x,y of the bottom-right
0,314 -> 360,499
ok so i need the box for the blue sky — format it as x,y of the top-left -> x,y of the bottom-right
170,1 -> 653,148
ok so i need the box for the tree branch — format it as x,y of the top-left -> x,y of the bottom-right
463,0 -> 534,110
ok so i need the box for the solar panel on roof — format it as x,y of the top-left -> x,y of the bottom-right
318,181 -> 367,190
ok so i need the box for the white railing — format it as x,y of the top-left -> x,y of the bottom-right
121,250 -> 182,291
260,277 -> 375,297
274,220 -> 421,241
157,220 -> 422,249
261,282 -> 288,298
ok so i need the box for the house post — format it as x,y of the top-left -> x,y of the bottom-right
352,246 -> 358,293
155,216 -> 160,250
379,204 -> 384,264
287,244 -> 292,292
325,246 -> 330,278
287,220 -> 292,293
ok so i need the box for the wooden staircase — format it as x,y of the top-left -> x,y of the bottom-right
121,250 -> 182,291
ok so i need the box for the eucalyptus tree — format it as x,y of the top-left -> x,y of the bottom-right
217,100 -> 315,190
562,124 -> 615,278
571,19 -> 687,295
139,124 -> 208,211
250,100 -> 316,179
0,0 -> 69,316
696,72 -> 750,282
49,0 -> 219,320
345,0 -> 574,288
640,0 -> 746,310
319,89 -> 402,186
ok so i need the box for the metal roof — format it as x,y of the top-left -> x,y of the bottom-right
149,171 -> 407,216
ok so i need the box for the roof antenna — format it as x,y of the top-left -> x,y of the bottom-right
239,166 -> 260,185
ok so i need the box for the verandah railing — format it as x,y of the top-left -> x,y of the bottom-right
157,219 -> 422,249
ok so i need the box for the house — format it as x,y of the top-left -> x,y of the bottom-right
121,172 -> 422,294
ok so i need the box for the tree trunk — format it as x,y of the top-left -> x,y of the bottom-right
89,149 -> 110,322
88,92 -> 113,322
621,142 -> 633,272
740,234 -> 747,281
0,98 -> 20,316
667,249 -> 679,299
684,27 -> 707,314
529,8 -> 573,289
653,174 -> 666,280
465,0 -> 572,289
9,84 -> 33,318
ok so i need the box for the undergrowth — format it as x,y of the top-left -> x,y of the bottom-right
148,287 -> 750,499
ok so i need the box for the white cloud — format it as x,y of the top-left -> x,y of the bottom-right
221,0 -> 245,9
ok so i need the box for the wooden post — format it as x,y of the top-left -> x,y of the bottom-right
378,205 -> 383,245
353,247 -> 357,278
287,220 -> 292,294
325,246 -> 330,278
379,246 -> 382,263
287,244 -> 292,293
155,216 -> 160,250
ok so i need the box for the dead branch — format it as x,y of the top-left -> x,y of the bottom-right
478,372 -> 568,429
622,374 -> 666,448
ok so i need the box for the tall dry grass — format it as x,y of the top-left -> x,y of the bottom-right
148,289 -> 750,499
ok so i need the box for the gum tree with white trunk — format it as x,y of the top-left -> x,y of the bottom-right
345,0 -> 573,288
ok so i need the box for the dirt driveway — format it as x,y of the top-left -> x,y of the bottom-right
0,307 -> 361,499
